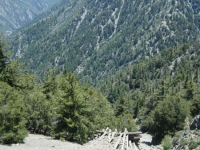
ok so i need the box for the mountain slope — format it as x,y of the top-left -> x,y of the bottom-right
10,0 -> 200,83
99,41 -> 200,140
0,0 -> 57,35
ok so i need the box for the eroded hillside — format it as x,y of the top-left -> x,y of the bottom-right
0,0 -> 57,35
10,0 -> 200,84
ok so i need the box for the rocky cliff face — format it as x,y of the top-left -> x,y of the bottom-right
0,0 -> 57,35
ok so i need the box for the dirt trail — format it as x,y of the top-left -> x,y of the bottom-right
0,134 -> 81,150
139,133 -> 163,150
0,133 -> 163,150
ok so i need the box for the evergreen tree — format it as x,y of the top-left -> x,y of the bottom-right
52,72 -> 115,143
43,69 -> 58,99
0,36 -> 6,74
0,81 -> 27,144
2,60 -> 22,87
53,73 -> 96,142
0,36 -> 22,87
191,93 -> 200,116
25,85 -> 53,134
114,95 -> 129,117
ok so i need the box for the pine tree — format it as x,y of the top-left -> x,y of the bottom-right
52,73 -> 93,143
52,71 -> 115,143
0,81 -> 27,144
0,37 -> 6,74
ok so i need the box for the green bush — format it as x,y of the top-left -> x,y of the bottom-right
116,113 -> 137,132
162,135 -> 172,150
148,95 -> 190,138
180,138 -> 188,148
189,140 -> 198,150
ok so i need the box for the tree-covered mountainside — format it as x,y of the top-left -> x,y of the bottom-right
9,0 -> 200,84
0,0 -> 58,35
2,38 -> 200,146
1,36 -> 130,144
100,41 -> 200,140
2,0 -> 200,146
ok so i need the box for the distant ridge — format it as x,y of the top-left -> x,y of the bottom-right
0,0 -> 58,35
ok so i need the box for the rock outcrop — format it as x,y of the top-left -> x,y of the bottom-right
190,115 -> 200,130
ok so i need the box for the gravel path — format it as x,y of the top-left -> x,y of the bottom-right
0,134 -> 81,150
139,133 -> 163,150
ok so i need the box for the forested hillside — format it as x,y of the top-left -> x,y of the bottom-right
1,0 -> 200,147
0,0 -> 58,35
10,0 -> 200,84
1,37 -> 135,144
2,39 -> 200,148
100,42 -> 200,142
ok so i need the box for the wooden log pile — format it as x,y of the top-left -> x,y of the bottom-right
95,127 -> 142,150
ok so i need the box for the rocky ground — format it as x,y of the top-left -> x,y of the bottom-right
171,129 -> 200,150
139,133 -> 163,150
0,133 -> 163,150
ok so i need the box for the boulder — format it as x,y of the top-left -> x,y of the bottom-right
190,115 -> 200,130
